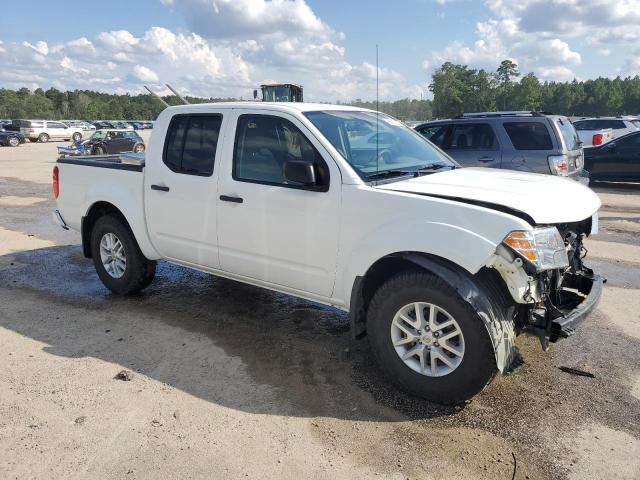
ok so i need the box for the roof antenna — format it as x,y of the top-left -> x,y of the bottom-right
375,44 -> 379,185
166,84 -> 190,105
144,85 -> 170,108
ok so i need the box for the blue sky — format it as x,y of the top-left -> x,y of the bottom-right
1,0 -> 638,101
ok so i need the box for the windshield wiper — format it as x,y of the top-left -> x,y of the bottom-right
366,170 -> 414,180
416,163 -> 456,172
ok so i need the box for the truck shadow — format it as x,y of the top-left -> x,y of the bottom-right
0,245 -> 460,422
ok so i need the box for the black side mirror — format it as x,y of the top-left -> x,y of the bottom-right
284,160 -> 317,187
605,142 -> 617,151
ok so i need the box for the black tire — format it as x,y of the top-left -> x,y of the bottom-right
90,215 -> 156,295
8,136 -> 20,147
38,133 -> 49,143
367,272 -> 497,404
133,143 -> 145,153
72,132 -> 82,142
92,146 -> 105,155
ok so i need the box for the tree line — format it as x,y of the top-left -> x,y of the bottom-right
0,87 -> 234,121
429,59 -> 640,118
2,60 -> 640,121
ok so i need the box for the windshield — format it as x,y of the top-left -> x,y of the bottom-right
91,131 -> 107,141
555,117 -> 581,151
304,110 -> 455,180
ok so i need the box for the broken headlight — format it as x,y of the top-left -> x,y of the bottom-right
503,227 -> 569,272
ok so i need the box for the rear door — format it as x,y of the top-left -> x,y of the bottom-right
444,122 -> 501,168
145,113 -> 225,267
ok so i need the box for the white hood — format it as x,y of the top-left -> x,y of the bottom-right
377,168 -> 601,224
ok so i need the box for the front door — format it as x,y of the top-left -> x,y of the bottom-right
145,113 -> 225,267
217,111 -> 341,297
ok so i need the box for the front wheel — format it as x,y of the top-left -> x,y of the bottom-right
90,215 -> 156,295
92,145 -> 105,155
367,272 -> 497,404
38,133 -> 49,143
133,143 -> 145,153
72,132 -> 82,142
8,136 -> 20,147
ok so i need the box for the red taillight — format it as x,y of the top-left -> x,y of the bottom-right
593,133 -> 603,146
27,128 -> 35,133
53,165 -> 59,198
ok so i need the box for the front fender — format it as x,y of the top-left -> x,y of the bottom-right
401,254 -> 519,373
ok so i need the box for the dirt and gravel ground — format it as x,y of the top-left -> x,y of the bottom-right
0,132 -> 639,479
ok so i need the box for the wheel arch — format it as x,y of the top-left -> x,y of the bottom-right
349,251 -> 519,373
81,202 -> 130,258
81,201 -> 159,261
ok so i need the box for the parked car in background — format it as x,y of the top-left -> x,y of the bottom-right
415,111 -> 585,182
573,117 -> 640,140
63,120 -> 96,132
572,123 -> 613,148
584,130 -> 640,182
111,121 -> 134,130
53,102 -> 602,404
128,121 -> 145,130
143,121 -> 154,129
93,121 -> 115,129
0,125 -> 26,147
82,129 -> 145,155
15,119 -> 84,143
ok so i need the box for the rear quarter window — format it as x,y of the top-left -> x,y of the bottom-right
503,122 -> 553,150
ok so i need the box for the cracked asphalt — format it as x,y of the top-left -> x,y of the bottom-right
0,133 -> 638,479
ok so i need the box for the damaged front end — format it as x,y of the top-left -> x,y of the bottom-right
487,215 -> 604,350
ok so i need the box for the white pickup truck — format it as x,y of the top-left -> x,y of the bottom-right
53,103 -> 603,404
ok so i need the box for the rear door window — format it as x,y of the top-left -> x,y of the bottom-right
163,114 -> 223,176
449,123 -> 497,150
555,118 -> 580,151
47,122 -> 67,129
417,124 -> 449,148
504,122 -> 553,150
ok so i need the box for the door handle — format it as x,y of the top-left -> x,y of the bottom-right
151,184 -> 170,192
478,157 -> 494,163
220,195 -> 243,204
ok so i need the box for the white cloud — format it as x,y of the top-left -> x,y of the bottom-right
23,40 -> 49,55
133,65 -> 159,83
163,0 -> 330,39
0,0 -> 423,101
425,1 -> 587,81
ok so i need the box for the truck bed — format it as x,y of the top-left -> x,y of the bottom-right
57,153 -> 145,172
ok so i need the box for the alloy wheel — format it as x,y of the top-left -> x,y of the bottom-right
390,302 -> 465,377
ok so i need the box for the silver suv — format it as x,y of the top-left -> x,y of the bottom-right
15,120 -> 84,143
415,111 -> 585,183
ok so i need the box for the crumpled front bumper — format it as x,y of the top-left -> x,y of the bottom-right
549,272 -> 604,342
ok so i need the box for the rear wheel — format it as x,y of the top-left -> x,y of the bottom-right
90,215 -> 156,295
92,145 -> 105,155
367,272 -> 497,404
38,133 -> 49,143
8,136 -> 20,147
